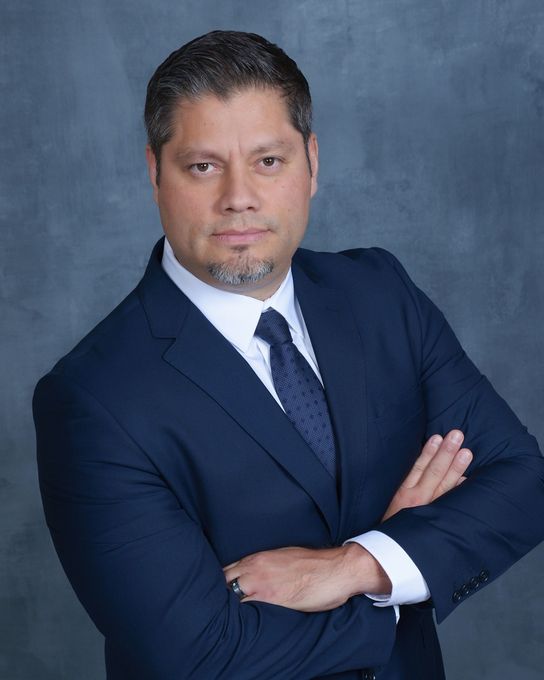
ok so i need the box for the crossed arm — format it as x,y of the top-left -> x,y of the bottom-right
223,429 -> 473,612
34,250 -> 544,676
35,361 -> 543,677
34,372 -> 402,678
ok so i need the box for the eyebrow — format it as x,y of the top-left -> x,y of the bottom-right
174,139 -> 296,165
174,148 -> 222,165
250,139 -> 296,156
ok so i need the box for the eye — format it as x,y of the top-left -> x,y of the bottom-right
261,157 -> 277,167
189,162 -> 215,175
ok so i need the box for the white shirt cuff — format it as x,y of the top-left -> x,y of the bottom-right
344,530 -> 430,607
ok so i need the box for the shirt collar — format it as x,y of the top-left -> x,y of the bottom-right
161,237 -> 303,353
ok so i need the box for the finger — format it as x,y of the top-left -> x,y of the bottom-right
431,449 -> 472,500
226,573 -> 253,598
224,567 -> 259,599
417,429 -> 465,495
223,561 -> 240,572
456,475 -> 467,487
402,434 -> 444,488
223,565 -> 240,583
237,594 -> 255,603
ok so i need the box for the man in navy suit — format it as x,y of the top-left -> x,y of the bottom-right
34,31 -> 544,679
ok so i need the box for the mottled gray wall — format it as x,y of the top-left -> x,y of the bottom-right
2,1 -> 543,678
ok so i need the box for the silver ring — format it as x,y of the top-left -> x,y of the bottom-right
230,578 -> 246,599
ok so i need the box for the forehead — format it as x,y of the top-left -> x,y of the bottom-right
166,87 -> 299,146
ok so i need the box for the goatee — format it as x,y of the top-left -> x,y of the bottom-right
207,255 -> 274,286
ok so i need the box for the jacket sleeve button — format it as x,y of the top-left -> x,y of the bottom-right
478,570 -> 490,583
452,590 -> 462,603
461,584 -> 470,596
469,577 -> 479,590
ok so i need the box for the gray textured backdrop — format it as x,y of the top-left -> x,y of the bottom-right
1,1 -> 543,678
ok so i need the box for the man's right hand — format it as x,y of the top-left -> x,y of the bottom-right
382,429 -> 473,521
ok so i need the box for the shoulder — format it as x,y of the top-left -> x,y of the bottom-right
35,285 -> 152,398
36,239 -> 177,393
292,246 -> 441,344
293,246 -> 418,297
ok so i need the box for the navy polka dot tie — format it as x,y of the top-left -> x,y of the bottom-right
255,309 -> 337,479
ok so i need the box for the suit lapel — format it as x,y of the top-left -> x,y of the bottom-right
138,240 -> 339,538
292,260 -> 369,542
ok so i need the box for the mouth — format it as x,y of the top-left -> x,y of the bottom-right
212,228 -> 271,245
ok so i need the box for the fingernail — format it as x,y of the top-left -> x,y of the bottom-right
431,435 -> 443,446
458,449 -> 472,463
450,430 -> 464,444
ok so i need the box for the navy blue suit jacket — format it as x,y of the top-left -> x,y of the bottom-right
34,238 -> 544,679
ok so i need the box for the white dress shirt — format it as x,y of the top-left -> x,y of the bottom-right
161,238 -> 430,611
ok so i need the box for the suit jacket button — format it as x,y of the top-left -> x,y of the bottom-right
469,577 -> 480,590
452,590 -> 462,603
478,570 -> 490,583
461,584 -> 470,596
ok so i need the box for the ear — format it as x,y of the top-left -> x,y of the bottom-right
145,145 -> 159,204
308,133 -> 319,197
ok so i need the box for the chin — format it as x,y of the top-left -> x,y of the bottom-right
207,255 -> 275,286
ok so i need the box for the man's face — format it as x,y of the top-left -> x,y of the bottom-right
146,87 -> 318,299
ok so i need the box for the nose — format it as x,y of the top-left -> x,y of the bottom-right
218,164 -> 261,214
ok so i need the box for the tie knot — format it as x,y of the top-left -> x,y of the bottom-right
255,309 -> 292,347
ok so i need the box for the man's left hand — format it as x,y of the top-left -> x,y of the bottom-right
223,429 -> 472,611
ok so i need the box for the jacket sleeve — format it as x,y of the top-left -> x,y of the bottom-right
33,371 -> 396,679
374,248 -> 544,623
